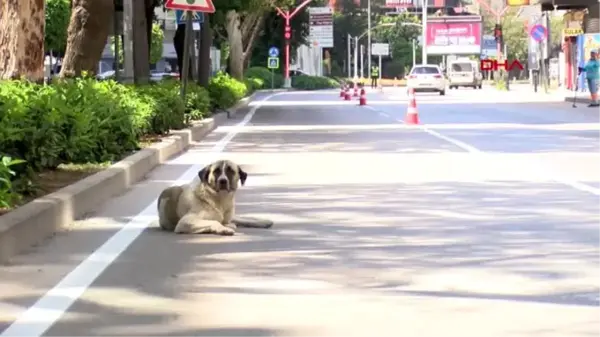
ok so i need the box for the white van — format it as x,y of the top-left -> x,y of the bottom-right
448,59 -> 483,89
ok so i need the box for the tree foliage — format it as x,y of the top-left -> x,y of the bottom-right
249,9 -> 310,70
45,0 -> 71,54
373,13 -> 422,77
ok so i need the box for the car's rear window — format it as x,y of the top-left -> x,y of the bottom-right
411,66 -> 440,74
451,63 -> 473,72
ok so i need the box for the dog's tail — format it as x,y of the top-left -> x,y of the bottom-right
232,216 -> 274,229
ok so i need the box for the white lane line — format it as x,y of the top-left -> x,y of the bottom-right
364,106 -> 600,196
0,92 -> 282,337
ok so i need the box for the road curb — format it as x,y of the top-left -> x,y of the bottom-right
0,94 -> 256,264
565,96 -> 593,104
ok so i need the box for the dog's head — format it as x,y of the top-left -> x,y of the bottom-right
198,160 -> 247,192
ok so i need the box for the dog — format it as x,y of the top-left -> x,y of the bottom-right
157,159 -> 273,235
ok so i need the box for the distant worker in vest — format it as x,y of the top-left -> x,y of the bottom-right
578,49 -> 599,107
370,65 -> 379,89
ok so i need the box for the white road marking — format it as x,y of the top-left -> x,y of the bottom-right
0,93 -> 282,337
364,106 -> 600,196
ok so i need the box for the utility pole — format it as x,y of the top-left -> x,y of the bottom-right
347,34 -> 351,78
367,0 -> 372,77
421,0 -> 427,64
360,44 -> 364,78
354,36 -> 358,79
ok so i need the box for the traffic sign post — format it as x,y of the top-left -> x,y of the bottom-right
175,10 -> 204,30
165,0 -> 215,98
530,24 -> 547,42
268,57 -> 279,89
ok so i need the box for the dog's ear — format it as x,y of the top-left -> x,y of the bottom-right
198,165 -> 211,183
237,166 -> 247,186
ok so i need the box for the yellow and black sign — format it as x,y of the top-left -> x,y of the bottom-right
506,0 -> 529,6
563,28 -> 584,36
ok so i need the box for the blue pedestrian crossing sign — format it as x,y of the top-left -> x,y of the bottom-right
175,10 -> 204,30
268,47 -> 279,57
268,57 -> 279,69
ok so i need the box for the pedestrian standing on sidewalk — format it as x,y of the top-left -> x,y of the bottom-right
579,49 -> 600,107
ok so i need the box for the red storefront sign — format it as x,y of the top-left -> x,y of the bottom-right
425,21 -> 482,55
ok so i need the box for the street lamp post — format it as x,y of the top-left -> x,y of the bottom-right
354,36 -> 359,79
421,0 -> 427,64
367,0 -> 372,79
347,34 -> 351,78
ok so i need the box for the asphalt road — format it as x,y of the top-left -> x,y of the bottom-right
1,88 -> 599,337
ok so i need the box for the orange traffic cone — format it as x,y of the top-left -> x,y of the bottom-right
359,88 -> 367,105
344,89 -> 351,100
353,83 -> 359,97
340,85 -> 345,98
405,88 -> 419,124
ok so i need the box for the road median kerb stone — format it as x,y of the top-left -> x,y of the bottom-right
0,92 -> 259,264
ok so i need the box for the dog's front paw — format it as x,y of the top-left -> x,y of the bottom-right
214,225 -> 235,236
224,223 -> 237,230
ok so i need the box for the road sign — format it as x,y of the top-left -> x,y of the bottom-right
308,7 -> 333,48
268,57 -> 279,69
165,0 -> 215,13
268,47 -> 279,58
175,10 -> 203,30
530,24 -> 547,42
371,43 -> 389,56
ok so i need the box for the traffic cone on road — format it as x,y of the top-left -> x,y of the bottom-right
353,83 -> 359,97
340,84 -> 345,98
405,88 -> 419,124
344,88 -> 351,100
358,88 -> 367,106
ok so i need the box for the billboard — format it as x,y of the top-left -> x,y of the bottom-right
385,0 -> 445,8
425,21 -> 482,55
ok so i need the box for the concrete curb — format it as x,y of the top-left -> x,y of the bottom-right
565,96 -> 593,104
0,94 -> 256,264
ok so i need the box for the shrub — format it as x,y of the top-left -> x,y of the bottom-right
244,77 -> 264,94
135,82 -> 186,134
245,67 -> 283,89
291,75 -> 339,90
0,72 -> 252,210
155,79 -> 211,121
208,72 -> 247,109
0,77 -> 151,171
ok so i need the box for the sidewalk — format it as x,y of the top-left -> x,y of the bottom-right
503,83 -> 594,104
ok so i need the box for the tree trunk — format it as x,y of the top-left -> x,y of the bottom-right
144,0 -> 154,63
60,0 -> 113,77
132,0 -> 149,84
241,11 -> 264,68
0,0 -> 45,81
225,10 -> 244,80
198,14 -> 212,87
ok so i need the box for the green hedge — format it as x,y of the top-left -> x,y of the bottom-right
245,67 -> 283,89
0,74 -> 246,210
292,75 -> 339,90
207,72 -> 248,109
